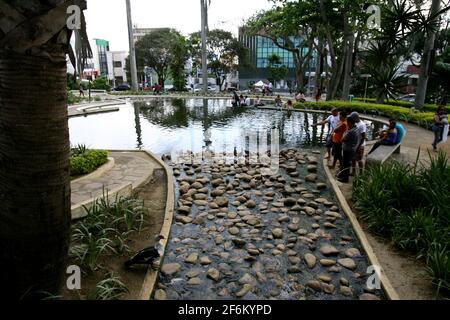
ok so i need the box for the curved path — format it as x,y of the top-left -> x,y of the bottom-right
71,151 -> 159,207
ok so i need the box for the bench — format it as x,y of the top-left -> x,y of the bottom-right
366,143 -> 401,165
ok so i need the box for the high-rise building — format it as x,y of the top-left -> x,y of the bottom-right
238,28 -> 317,90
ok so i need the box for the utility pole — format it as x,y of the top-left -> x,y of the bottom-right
200,0 -> 209,94
126,0 -> 139,91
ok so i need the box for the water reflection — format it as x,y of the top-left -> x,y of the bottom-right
69,98 -> 380,155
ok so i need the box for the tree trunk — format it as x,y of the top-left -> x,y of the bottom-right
342,32 -> 355,100
315,40 -> 324,94
0,49 -> 71,299
414,0 -> 441,110
294,55 -> 304,92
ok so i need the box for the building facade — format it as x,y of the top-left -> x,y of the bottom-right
111,51 -> 128,85
132,27 -> 168,43
238,28 -> 316,91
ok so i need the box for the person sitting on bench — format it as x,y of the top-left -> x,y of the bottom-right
368,120 -> 398,155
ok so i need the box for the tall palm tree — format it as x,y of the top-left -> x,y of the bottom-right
0,0 -> 90,299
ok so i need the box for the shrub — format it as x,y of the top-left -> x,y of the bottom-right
294,100 -> 437,130
70,149 -> 108,177
67,89 -> 83,105
91,76 -> 111,92
353,151 -> 450,295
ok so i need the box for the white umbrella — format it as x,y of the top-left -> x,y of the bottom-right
254,80 -> 265,87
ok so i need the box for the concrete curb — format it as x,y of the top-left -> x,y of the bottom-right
138,151 -> 175,301
322,159 -> 400,300
71,183 -> 133,220
70,151 -> 157,221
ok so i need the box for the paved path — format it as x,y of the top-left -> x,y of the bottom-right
71,151 -> 159,206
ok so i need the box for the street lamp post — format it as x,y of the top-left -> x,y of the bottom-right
126,0 -> 139,91
200,0 -> 209,94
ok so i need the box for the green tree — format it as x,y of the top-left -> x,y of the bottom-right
133,28 -> 184,86
0,0 -> 91,299
267,54 -> 288,84
170,35 -> 190,91
190,29 -> 248,90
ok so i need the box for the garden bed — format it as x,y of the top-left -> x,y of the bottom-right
352,152 -> 450,296
62,168 -> 168,300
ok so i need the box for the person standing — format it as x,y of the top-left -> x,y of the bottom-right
312,108 -> 340,162
349,112 -> 367,175
232,91 -> 240,107
330,111 -> 348,169
337,116 -> 361,183
275,95 -> 283,110
432,106 -> 448,152
79,85 -> 85,98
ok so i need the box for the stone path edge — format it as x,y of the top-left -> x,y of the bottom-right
138,151 -> 175,301
71,151 -> 156,220
322,159 -> 400,300
71,183 -> 133,220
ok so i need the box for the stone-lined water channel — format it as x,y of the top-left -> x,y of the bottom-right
155,148 -> 385,300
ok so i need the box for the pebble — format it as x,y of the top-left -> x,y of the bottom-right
338,258 -> 357,270
304,254 -> 317,269
207,268 -> 220,282
161,263 -> 181,276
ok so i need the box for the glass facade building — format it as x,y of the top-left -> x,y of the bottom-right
238,28 -> 317,89
96,39 -> 110,77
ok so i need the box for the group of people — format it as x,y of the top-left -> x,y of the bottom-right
313,108 -> 405,183
232,92 -> 252,107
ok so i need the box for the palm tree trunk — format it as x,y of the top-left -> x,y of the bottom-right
414,0 -> 441,110
342,32 -> 355,100
0,49 -> 71,299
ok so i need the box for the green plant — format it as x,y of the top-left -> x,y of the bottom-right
70,149 -> 108,176
353,151 -> 450,295
427,243 -> 450,294
69,192 -> 146,271
393,209 -> 438,255
87,275 -> 129,300
69,223 -> 116,272
91,76 -> 111,92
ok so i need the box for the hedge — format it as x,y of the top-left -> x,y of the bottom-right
353,97 -> 450,113
70,150 -> 108,177
294,100 -> 436,130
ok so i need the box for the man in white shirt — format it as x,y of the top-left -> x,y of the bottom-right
349,112 -> 367,175
312,108 -> 340,161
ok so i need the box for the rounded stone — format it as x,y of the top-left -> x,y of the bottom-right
161,263 -> 182,276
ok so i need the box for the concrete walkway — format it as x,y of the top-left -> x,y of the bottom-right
71,151 -> 159,206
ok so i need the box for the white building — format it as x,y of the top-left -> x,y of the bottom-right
111,51 -> 129,85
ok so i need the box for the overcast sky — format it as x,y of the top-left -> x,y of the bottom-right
84,0 -> 273,52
